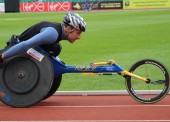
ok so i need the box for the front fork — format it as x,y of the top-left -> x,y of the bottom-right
121,70 -> 150,83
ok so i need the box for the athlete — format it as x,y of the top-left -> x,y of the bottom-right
0,11 -> 86,63
84,0 -> 90,12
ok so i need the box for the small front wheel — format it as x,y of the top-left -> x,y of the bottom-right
126,59 -> 169,104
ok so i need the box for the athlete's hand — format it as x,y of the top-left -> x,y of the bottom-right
0,55 -> 3,63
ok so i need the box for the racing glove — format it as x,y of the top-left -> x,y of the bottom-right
0,55 -> 3,63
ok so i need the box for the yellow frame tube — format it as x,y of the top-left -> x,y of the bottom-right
91,60 -> 115,66
121,70 -> 148,82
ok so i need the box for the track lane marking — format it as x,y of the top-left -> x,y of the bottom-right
33,104 -> 170,108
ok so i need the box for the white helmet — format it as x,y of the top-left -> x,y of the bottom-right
63,11 -> 86,32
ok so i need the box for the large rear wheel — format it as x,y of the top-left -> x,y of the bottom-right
43,75 -> 62,100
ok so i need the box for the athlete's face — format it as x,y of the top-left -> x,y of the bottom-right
68,29 -> 82,43
65,26 -> 82,43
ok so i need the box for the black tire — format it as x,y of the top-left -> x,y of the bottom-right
43,75 -> 62,100
0,47 -> 54,107
125,59 -> 170,104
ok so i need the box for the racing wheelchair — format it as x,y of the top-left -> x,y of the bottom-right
0,43 -> 169,107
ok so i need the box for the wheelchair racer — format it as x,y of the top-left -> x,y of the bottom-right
0,11 -> 86,62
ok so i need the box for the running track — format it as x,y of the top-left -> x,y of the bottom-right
0,95 -> 170,121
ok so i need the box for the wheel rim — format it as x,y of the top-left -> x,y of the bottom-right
126,59 -> 169,103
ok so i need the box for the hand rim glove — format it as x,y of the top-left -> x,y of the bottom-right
0,55 -> 3,63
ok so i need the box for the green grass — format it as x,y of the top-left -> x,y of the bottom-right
0,10 -> 170,91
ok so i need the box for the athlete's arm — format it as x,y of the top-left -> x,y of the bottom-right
2,27 -> 58,60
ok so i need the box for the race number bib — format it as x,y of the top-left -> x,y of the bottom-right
27,48 -> 44,62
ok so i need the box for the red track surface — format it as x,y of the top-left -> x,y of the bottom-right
0,95 -> 170,121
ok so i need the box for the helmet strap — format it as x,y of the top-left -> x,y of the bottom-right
66,28 -> 75,36
62,23 -> 75,36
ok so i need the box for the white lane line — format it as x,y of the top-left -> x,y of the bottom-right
34,104 -> 170,108
2,120 -> 170,122
60,120 -> 170,122
19,120 -> 170,122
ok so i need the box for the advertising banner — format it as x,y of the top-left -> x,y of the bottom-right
72,1 -> 123,10
0,3 -> 4,12
100,1 -> 123,9
123,0 -> 170,9
20,2 -> 72,12
0,0 -> 4,12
